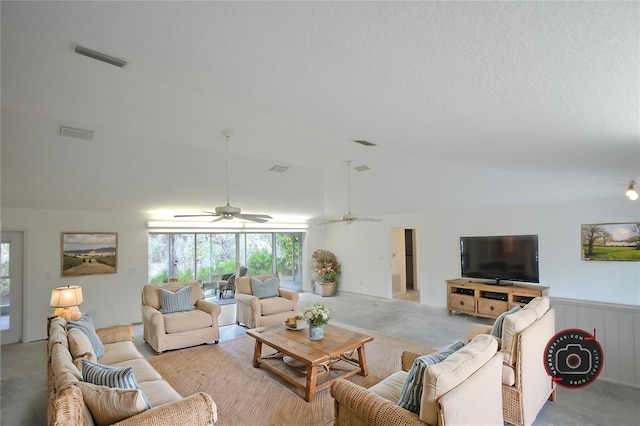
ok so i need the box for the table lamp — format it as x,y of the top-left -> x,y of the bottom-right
50,285 -> 84,320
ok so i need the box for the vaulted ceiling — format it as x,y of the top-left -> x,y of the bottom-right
2,1 -> 638,223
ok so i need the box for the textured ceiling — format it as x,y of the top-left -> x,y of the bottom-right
1,1 -> 638,222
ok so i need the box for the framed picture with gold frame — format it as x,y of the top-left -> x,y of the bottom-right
581,223 -> 640,261
61,232 -> 118,276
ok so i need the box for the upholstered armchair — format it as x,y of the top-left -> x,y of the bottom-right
235,273 -> 299,328
141,281 -> 221,353
467,296 -> 556,426
331,334 -> 504,426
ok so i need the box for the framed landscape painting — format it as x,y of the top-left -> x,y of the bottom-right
61,232 -> 118,276
581,223 -> 640,261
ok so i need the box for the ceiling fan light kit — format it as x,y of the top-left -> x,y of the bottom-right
174,132 -> 273,223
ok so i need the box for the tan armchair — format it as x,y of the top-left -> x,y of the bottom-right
468,296 -> 556,426
331,334 -> 504,426
141,281 -> 221,353
235,273 -> 299,328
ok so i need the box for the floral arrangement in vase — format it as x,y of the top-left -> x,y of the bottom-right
311,249 -> 341,283
302,302 -> 334,327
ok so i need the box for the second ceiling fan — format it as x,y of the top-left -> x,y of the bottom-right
175,132 -> 272,223
320,160 -> 382,225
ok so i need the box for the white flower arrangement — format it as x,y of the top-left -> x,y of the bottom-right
302,302 -> 334,327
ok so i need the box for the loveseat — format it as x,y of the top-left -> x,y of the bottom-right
468,296 -> 556,426
47,316 -> 217,425
235,273 -> 299,328
331,334 -> 504,426
141,282 -> 221,353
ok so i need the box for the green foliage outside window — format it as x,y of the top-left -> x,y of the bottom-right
247,248 -> 273,275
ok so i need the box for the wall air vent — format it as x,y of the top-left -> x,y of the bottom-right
59,125 -> 94,141
72,44 -> 128,68
353,139 -> 376,147
270,165 -> 289,173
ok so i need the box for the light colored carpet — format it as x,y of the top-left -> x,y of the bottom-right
146,322 -> 434,426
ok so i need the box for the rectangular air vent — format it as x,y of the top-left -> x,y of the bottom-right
353,139 -> 376,147
354,165 -> 370,172
72,44 -> 128,68
59,125 -> 94,141
270,165 -> 289,173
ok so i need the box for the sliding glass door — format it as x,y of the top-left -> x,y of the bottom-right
148,231 -> 304,290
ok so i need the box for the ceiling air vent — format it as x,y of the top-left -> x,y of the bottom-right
72,44 -> 128,68
270,165 -> 289,173
353,139 -> 376,147
354,165 -> 370,172
59,125 -> 94,141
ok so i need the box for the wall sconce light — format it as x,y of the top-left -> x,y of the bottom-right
625,181 -> 638,201
50,285 -> 84,321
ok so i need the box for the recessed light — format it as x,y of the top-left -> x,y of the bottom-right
270,165 -> 289,173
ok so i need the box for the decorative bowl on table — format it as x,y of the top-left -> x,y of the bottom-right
285,316 -> 306,330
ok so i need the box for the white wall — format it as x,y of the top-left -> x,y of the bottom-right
321,198 -> 640,308
2,208 -> 149,342
4,197 -> 639,342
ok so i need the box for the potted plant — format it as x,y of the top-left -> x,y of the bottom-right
311,249 -> 341,296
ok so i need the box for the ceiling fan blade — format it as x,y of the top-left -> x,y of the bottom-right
234,214 -> 270,223
318,218 -> 346,225
174,210 -> 219,218
356,217 -> 383,222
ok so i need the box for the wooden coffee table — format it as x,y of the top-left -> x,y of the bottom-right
246,323 -> 373,401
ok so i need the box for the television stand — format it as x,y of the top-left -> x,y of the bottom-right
483,279 -> 513,287
447,279 -> 549,319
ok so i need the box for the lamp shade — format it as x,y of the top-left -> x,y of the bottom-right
50,286 -> 84,308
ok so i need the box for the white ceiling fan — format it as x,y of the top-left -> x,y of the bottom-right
319,160 -> 382,225
174,132 -> 273,223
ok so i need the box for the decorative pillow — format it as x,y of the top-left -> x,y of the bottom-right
500,308 -> 538,365
490,305 -> 522,338
82,359 -> 140,389
397,340 -> 465,413
77,381 -> 148,426
68,327 -> 97,370
251,277 -> 280,299
67,313 -> 105,358
522,296 -> 549,319
82,359 -> 151,409
159,286 -> 194,314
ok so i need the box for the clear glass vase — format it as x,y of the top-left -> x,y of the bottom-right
309,325 -> 324,340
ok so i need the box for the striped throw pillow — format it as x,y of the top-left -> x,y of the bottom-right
81,360 -> 151,409
397,340 -> 465,413
159,286 -> 194,314
82,359 -> 139,389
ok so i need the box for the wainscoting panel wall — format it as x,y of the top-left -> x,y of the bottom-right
551,297 -> 640,388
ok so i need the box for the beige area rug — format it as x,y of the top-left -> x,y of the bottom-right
146,322 -> 434,426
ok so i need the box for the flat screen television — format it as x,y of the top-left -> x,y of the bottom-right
460,234 -> 539,285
